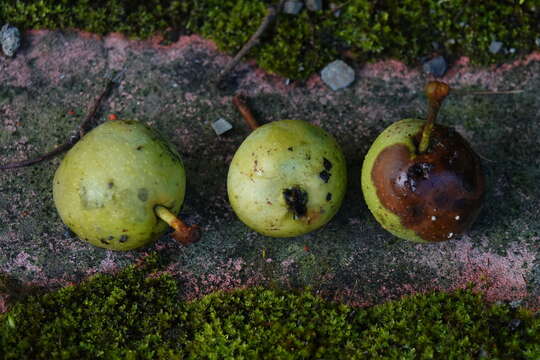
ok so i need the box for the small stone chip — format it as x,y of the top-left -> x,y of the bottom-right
422,56 -> 447,78
321,60 -> 355,91
306,0 -> 323,11
211,118 -> 233,136
489,40 -> 503,54
0,24 -> 21,57
283,1 -> 304,14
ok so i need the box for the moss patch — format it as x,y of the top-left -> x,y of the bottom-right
1,255 -> 539,359
1,1 -> 539,79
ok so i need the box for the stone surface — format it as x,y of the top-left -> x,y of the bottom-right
489,40 -> 503,54
283,1 -> 304,15
306,0 -> 323,11
211,117 -> 233,135
1,30 -> 540,312
422,55 -> 448,77
0,24 -> 21,57
321,60 -> 355,90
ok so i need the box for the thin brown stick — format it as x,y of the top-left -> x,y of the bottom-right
453,89 -> 524,95
1,72 -> 123,170
216,0 -> 286,86
233,94 -> 259,131
320,0 -> 351,20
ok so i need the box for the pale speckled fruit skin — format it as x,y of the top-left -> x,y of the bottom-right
53,120 -> 186,250
361,119 -> 426,243
227,119 -> 347,237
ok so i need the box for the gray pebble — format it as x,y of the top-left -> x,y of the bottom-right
283,1 -> 304,15
329,3 -> 342,17
509,299 -> 523,309
306,0 -> 323,11
211,118 -> 233,136
422,56 -> 447,78
0,24 -> 21,57
321,60 -> 355,91
489,40 -> 503,54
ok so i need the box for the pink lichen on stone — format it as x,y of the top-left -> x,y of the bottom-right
417,238 -> 535,303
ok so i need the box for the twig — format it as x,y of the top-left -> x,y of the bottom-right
453,89 -> 524,95
1,70 -> 124,170
320,0 -> 351,20
216,0 -> 286,86
233,94 -> 259,131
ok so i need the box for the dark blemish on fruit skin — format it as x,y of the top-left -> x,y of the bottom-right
107,236 -> 114,241
100,238 -> 110,245
288,147 -> 293,151
283,186 -> 308,219
371,124 -> 485,242
136,145 -> 143,150
323,158 -> 332,171
138,188 -> 148,202
319,170 -> 331,183
119,235 -> 128,243
108,181 -> 114,189
326,193 -> 332,201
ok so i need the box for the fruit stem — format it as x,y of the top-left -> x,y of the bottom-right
233,94 -> 259,131
154,205 -> 200,246
418,81 -> 450,154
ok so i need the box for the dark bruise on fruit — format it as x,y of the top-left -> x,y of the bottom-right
283,187 -> 308,219
323,158 -> 332,171
372,125 -> 485,242
319,170 -> 331,183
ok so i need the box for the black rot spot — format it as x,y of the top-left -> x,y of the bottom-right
319,170 -> 331,183
326,193 -> 332,201
283,186 -> 308,219
323,157 -> 332,171
107,181 -> 114,189
119,235 -> 128,243
136,145 -> 144,150
100,238 -> 110,245
288,147 -> 294,151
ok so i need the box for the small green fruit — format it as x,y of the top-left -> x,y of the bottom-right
53,120 -> 187,250
361,82 -> 485,242
227,119 -> 347,237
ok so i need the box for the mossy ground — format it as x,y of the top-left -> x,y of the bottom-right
1,255 -> 539,359
0,1 -> 539,79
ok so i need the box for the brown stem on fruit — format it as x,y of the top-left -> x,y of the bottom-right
233,94 -> 259,131
216,0 -> 286,87
418,81 -> 450,154
154,205 -> 200,246
0,70 -> 124,171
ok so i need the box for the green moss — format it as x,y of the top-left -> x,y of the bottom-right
1,255 -> 539,359
1,1 -> 538,79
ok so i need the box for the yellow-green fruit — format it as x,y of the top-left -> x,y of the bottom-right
361,118 -> 485,242
227,119 -> 347,237
53,120 -> 186,250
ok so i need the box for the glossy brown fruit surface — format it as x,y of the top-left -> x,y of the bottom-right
369,121 -> 485,242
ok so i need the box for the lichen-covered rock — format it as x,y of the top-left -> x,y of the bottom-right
0,24 -> 21,57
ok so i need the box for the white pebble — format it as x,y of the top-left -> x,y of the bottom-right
455,215 -> 460,220
431,216 -> 437,221
448,232 -> 454,239
211,118 -> 233,136
321,60 -> 355,91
